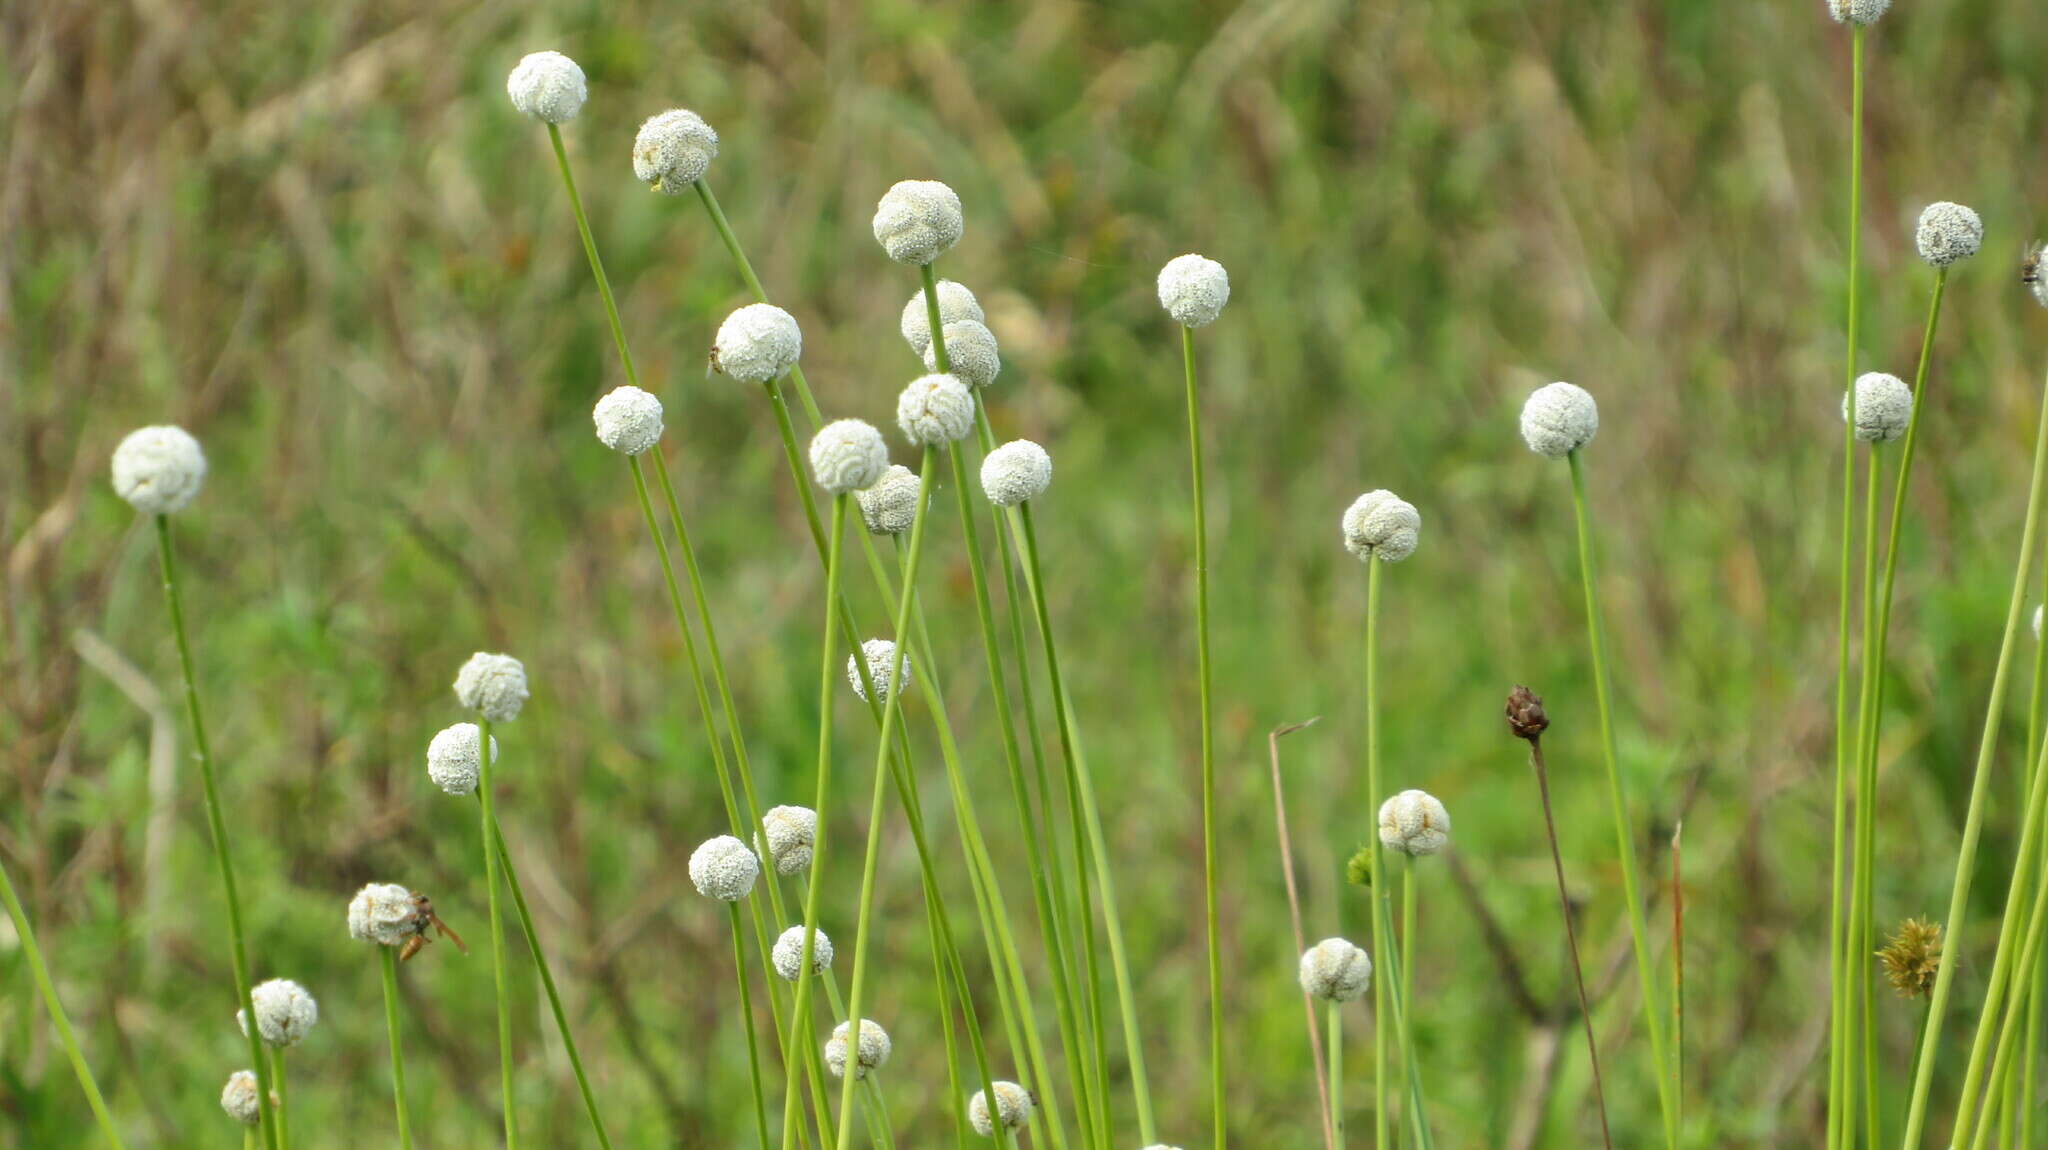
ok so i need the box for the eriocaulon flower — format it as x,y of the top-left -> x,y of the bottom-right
1827,0 -> 1890,24
897,373 -> 976,445
848,639 -> 911,703
506,51 -> 586,123
688,835 -> 760,902
712,303 -> 802,383
1519,381 -> 1599,458
1298,937 -> 1373,1003
901,280 -> 983,356
221,1069 -> 262,1126
111,425 -> 206,514
1157,253 -> 1230,327
1915,201 -> 1983,268
826,1019 -> 892,1080
773,925 -> 834,981
1844,372 -> 1913,443
809,419 -> 891,494
924,319 -> 1001,388
981,440 -> 1052,507
426,722 -> 498,797
238,978 -> 320,1048
454,652 -> 529,723
348,883 -> 421,947
592,386 -> 664,455
968,1080 -> 1035,1135
1341,490 -> 1421,563
1378,789 -> 1451,857
857,464 -> 922,536
632,109 -> 718,194
760,805 -> 819,875
872,180 -> 963,265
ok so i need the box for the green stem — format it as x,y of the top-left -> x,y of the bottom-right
477,717 -> 518,1148
0,857 -> 126,1147
1181,321 -> 1226,1150
1968,798 -> 2048,1150
1401,868 -> 1415,1040
1365,557 -> 1389,1150
379,946 -> 413,1150
1329,1001 -> 1344,1150
1847,444 -> 1884,1147
1372,855 -> 1434,1149
2023,922 -> 2044,1150
732,902 -> 774,1150
546,124 -> 637,389
270,1047 -> 289,1150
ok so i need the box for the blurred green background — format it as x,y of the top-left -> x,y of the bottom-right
9,0 -> 2048,1145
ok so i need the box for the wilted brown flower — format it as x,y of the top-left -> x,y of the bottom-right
1878,918 -> 1943,999
1506,685 -> 1550,741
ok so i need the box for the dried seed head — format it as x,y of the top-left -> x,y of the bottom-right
238,978 -> 320,1048
968,1081 -> 1035,1135
825,1019 -> 892,1079
925,319 -> 1002,389
506,51 -> 587,123
1916,202 -> 1983,268
848,639 -> 912,703
1505,686 -> 1550,740
857,464 -> 922,535
713,303 -> 803,383
688,835 -> 760,902
901,281 -> 984,356
873,180 -> 964,265
632,109 -> 718,194
760,805 -> 819,875
981,440 -> 1052,507
348,883 -> 420,947
1298,937 -> 1374,1002
111,425 -> 207,515
1342,490 -> 1421,563
1520,381 -> 1600,458
773,926 -> 833,981
1826,0 -> 1890,24
426,722 -> 498,797
454,652 -> 529,723
1157,253 -> 1230,327
809,419 -> 891,494
1378,789 -> 1451,857
1844,372 -> 1913,443
593,386 -> 665,455
1878,918 -> 1943,998
897,373 -> 976,444
221,1069 -> 262,1126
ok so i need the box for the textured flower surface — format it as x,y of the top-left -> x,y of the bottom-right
1157,253 -> 1230,327
348,883 -> 419,947
689,835 -> 760,901
632,109 -> 718,193
593,386 -> 665,455
857,464 -> 922,535
1827,0 -> 1890,25
872,180 -> 964,265
809,419 -> 890,494
825,1019 -> 892,1079
925,319 -> 1001,388
111,425 -> 207,514
1915,201 -> 1983,268
713,303 -> 803,382
969,1081 -> 1035,1134
1844,372 -> 1913,443
1378,789 -> 1452,856
760,805 -> 818,874
426,722 -> 497,796
454,652 -> 529,723
1519,381 -> 1600,458
221,1070 -> 261,1126
981,440 -> 1053,507
901,280 -> 983,355
1341,490 -> 1421,563
897,373 -> 976,444
506,51 -> 586,123
848,638 -> 912,703
1299,937 -> 1374,1002
239,978 -> 320,1048
773,925 -> 834,981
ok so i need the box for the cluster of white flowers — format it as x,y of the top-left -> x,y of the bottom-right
1298,937 -> 1373,1002
1520,381 -> 1600,458
454,652 -> 529,723
426,722 -> 498,796
897,374 -> 976,444
1157,254 -> 1230,327
809,419 -> 890,494
968,1080 -> 1035,1135
348,883 -> 420,947
773,925 -> 833,981
1341,490 -> 1421,564
1378,789 -> 1451,857
848,638 -> 911,703
760,805 -> 819,875
221,1069 -> 262,1126
689,835 -> 761,901
1915,202 -> 1983,268
926,319 -> 1001,388
506,51 -> 587,123
873,180 -> 964,265
238,978 -> 320,1048
592,386 -> 665,455
633,109 -> 718,193
981,440 -> 1052,507
1845,372 -> 1913,443
826,1019 -> 893,1080
111,426 -> 207,515
858,464 -> 923,535
1826,0 -> 1890,24
901,281 -> 983,355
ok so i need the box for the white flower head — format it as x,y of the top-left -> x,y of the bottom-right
593,386 -> 664,455
689,835 -> 760,901
1378,789 -> 1451,857
426,722 -> 498,797
760,805 -> 819,875
897,373 -> 976,445
969,1081 -> 1035,1135
1916,202 -> 1983,268
809,419 -> 891,494
826,1019 -> 893,1080
221,1069 -> 262,1126
901,281 -> 984,356
633,109 -> 718,194
111,425 -> 207,515
857,464 -> 923,536
1827,0 -> 1890,25
1157,253 -> 1231,328
1520,381 -> 1600,458
454,652 -> 529,723
925,320 -> 1001,389
848,638 -> 912,703
981,440 -> 1053,507
773,925 -> 834,981
348,883 -> 420,947
872,180 -> 964,265
713,303 -> 803,383
238,979 -> 320,1048
507,51 -> 587,123
1298,937 -> 1373,1003
1844,372 -> 1913,443
1341,490 -> 1421,564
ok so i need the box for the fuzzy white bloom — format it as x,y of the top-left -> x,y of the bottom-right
1826,0 -> 1890,25
221,1069 -> 262,1126
872,180 -> 964,265
348,883 -> 419,947
592,386 -> 665,455
1298,937 -> 1373,1003
925,320 -> 1001,389
454,652 -> 529,723
809,419 -> 890,494
633,109 -> 718,194
969,1081 -> 1035,1135
689,835 -> 760,901
425,722 -> 498,797
713,304 -> 803,383
826,1019 -> 893,1080
848,638 -> 912,703
1157,254 -> 1231,328
1341,490 -> 1421,564
760,805 -> 819,875
857,464 -> 922,535
901,281 -> 984,356
1520,381 -> 1600,458
506,51 -> 587,123
238,979 -> 319,1048
1378,789 -> 1451,857
897,373 -> 976,445
1844,372 -> 1913,443
1916,202 -> 1983,268
981,440 -> 1053,507
773,925 -> 834,981
111,426 -> 207,515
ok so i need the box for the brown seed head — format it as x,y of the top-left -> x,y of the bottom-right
1506,685 -> 1549,740
1878,918 -> 1943,999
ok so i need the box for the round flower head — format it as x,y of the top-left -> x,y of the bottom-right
454,652 -> 529,723
810,419 -> 891,494
1157,253 -> 1231,328
506,51 -> 586,123
221,1069 -> 262,1126
826,1019 -> 893,1080
1341,490 -> 1421,564
1378,789 -> 1451,857
111,425 -> 207,514
348,882 -> 419,947
1298,937 -> 1373,1003
1827,0 -> 1890,25
592,386 -> 664,455
897,373 -> 976,445
858,464 -> 923,535
713,303 -> 803,383
632,109 -> 718,194
1844,372 -> 1913,443
924,319 -> 1001,389
901,280 -> 984,356
848,638 -> 912,703
760,804 -> 819,875
872,179 -> 964,265
773,925 -> 834,981
981,440 -> 1053,507
1916,202 -> 1983,268
238,978 -> 319,1048
1519,381 -> 1600,458
425,722 -> 498,797
969,1081 -> 1035,1135
689,834 -> 760,901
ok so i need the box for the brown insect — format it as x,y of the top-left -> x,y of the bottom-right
707,344 -> 724,376
2023,242 -> 2046,289
399,892 -> 469,962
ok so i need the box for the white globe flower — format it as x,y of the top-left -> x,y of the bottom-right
1519,381 -> 1599,458
981,440 -> 1052,507
1378,789 -> 1451,857
713,304 -> 803,383
1827,0 -> 1891,26
111,425 -> 207,514
689,835 -> 760,901
1341,490 -> 1421,563
348,883 -> 420,948
760,805 -> 819,875
238,978 -> 320,1048
773,925 -> 834,981
825,1019 -> 892,1080
1298,937 -> 1373,1003
968,1081 -> 1035,1135
426,722 -> 498,797
506,51 -> 587,123
593,386 -> 665,455
1843,372 -> 1913,443
901,281 -> 984,356
633,109 -> 718,194
924,319 -> 1001,388
1915,201 -> 1983,268
848,639 -> 911,703
1157,254 -> 1230,328
872,180 -> 964,265
454,652 -> 529,723
897,373 -> 976,445
857,464 -> 923,536
221,1069 -> 262,1126
809,419 -> 890,494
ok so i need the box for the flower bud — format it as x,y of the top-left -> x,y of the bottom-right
773,925 -> 833,981
857,464 -> 922,535
1915,202 -> 1983,268
633,109 -> 718,194
593,386 -> 665,455
689,835 -> 760,902
1844,372 -> 1912,443
901,281 -> 983,356
426,722 -> 498,797
348,883 -> 420,947
1519,381 -> 1600,458
1341,490 -> 1421,563
968,1081 -> 1034,1135
713,303 -> 803,383
1504,686 -> 1549,741
981,440 -> 1053,507
454,652 -> 529,723
925,319 -> 1001,388
506,51 -> 586,123
872,180 -> 963,265
238,978 -> 319,1048
1298,937 -> 1373,1002
221,1069 -> 262,1126
760,805 -> 819,875
825,1019 -> 892,1079
848,639 -> 911,703
1378,789 -> 1451,857
111,425 -> 207,514
1157,254 -> 1230,327
810,419 -> 891,494
897,373 -> 976,444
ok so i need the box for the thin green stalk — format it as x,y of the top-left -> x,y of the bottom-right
1398,858 -> 1428,1146
1181,321 -> 1226,1150
270,1047 -> 289,1150
153,515 -> 277,1150
732,902 -> 774,1150
0,857 -> 126,1148
1329,1001 -> 1345,1150
477,717 -> 518,1148
927,881 -> 971,1150
1899,366 -> 2048,1148
1847,444 -> 1884,1146
1565,452 -> 1678,1148
379,946 -> 413,1150
1400,869 -> 1415,1038
1365,557 -> 1389,1150
546,124 -> 637,388
1525,734 -> 1614,1149
1371,855 -> 1434,1150
2023,926 -> 2044,1150
1969,812 -> 2048,1150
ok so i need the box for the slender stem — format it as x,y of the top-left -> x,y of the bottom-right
1270,720 -> 1339,1150
1968,811 -> 2048,1150
1400,869 -> 1415,1042
1848,444 -> 1884,1147
1527,738 -> 1614,1149
1372,857 -> 1434,1150
153,515 -> 277,1150
2022,924 -> 2044,1150
270,1047 -> 289,1150
695,179 -> 771,302
477,717 -> 518,1148
1329,1001 -> 1345,1150
546,124 -> 637,389
0,857 -> 126,1148
1365,557 -> 1389,1150
380,947 -> 414,1150
731,902 -> 774,1150
1181,320 -> 1226,1150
